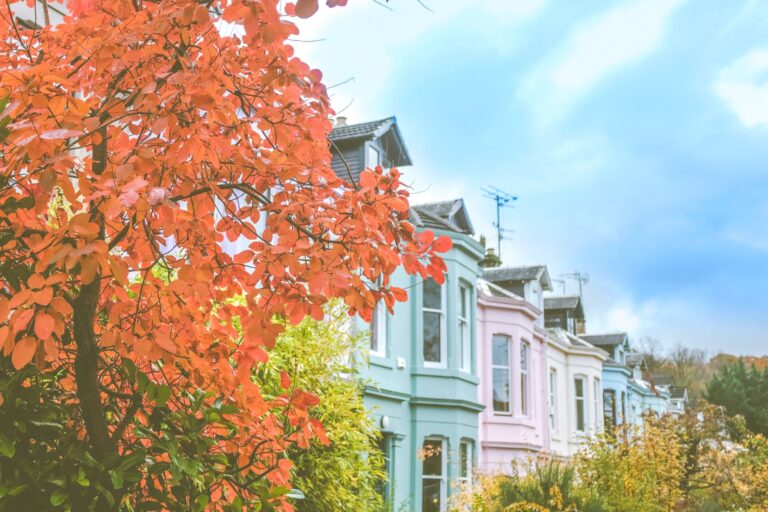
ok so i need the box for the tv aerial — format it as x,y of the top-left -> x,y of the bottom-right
560,271 -> 590,297
481,186 -> 517,261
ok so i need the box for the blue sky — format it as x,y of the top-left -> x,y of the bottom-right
296,0 -> 768,355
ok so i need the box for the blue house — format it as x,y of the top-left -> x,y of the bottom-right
580,333 -> 632,429
331,117 -> 484,511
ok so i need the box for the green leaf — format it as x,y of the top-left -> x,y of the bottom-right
50,490 -> 67,506
109,469 -> 124,490
155,385 -> 171,407
0,432 -> 15,458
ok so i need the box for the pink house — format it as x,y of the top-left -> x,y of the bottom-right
476,270 -> 551,471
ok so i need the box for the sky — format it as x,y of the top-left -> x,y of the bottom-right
293,0 -> 768,356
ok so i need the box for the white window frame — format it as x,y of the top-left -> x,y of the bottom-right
423,279 -> 446,368
421,438 -> 446,512
491,334 -> 512,414
593,378 -> 602,431
458,284 -> 471,373
370,299 -> 387,357
458,440 -> 473,490
520,340 -> 530,416
366,143 -> 380,169
574,375 -> 588,433
549,368 -> 558,434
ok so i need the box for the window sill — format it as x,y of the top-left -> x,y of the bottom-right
369,355 -> 395,369
412,367 -> 479,384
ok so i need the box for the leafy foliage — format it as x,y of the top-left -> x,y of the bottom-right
454,410 -> 768,512
706,360 -> 768,437
0,0 -> 451,509
256,301 -> 385,512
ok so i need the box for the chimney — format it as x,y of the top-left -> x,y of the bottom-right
335,116 -> 348,127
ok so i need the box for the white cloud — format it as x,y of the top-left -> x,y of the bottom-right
520,0 -> 685,125
292,0 -> 547,120
715,47 -> 768,129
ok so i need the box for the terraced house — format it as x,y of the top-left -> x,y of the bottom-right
331,118 -> 484,512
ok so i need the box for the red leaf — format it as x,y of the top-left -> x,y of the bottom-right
34,313 -> 55,340
432,235 -> 453,253
280,371 -> 291,389
12,337 -> 37,369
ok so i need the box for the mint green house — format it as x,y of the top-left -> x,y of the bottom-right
330,118 -> 484,511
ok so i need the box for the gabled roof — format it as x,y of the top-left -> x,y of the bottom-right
670,386 -> 688,400
546,328 -> 609,359
625,352 -> 645,368
476,278 -> 523,300
483,265 -> 553,291
544,295 -> 582,311
580,332 -> 629,349
651,373 -> 675,387
329,116 -> 412,167
410,199 -> 474,235
330,117 -> 393,141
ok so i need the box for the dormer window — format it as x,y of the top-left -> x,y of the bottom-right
367,144 -> 380,168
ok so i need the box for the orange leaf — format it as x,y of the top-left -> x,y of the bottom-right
280,371 -> 291,389
34,313 -> 55,340
12,337 -> 37,369
432,235 -> 453,253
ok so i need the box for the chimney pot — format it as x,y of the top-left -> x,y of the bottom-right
336,116 -> 348,127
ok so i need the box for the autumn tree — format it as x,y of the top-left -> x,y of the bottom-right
0,0 -> 450,509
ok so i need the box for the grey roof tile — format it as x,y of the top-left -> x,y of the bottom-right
484,265 -> 546,282
329,117 -> 394,141
580,332 -> 629,348
544,295 -> 581,310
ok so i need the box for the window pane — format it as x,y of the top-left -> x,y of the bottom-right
422,440 -> 442,476
459,321 -> 469,371
459,442 -> 469,478
367,145 -> 380,167
492,335 -> 509,366
576,401 -> 585,431
521,374 -> 528,415
493,368 -> 510,412
423,311 -> 441,363
459,286 -> 467,317
422,479 -> 441,512
520,342 -> 528,371
423,279 -> 441,310
575,378 -> 584,398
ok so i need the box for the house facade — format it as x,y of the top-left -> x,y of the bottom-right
580,333 -> 632,429
545,328 -> 608,457
475,277 -> 549,471
331,118 -> 484,511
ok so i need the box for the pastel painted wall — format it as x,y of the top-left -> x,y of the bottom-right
476,282 -> 549,472
360,227 -> 484,511
545,332 -> 607,458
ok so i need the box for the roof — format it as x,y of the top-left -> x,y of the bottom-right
652,374 -> 675,387
483,265 -> 553,291
410,199 -> 474,235
329,117 -> 394,141
670,386 -> 688,400
580,332 -> 628,349
329,117 -> 413,182
476,278 -> 524,300
625,353 -> 645,368
547,328 -> 609,359
544,295 -> 582,310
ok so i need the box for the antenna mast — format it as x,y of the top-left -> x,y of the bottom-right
560,271 -> 590,297
481,186 -> 517,261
